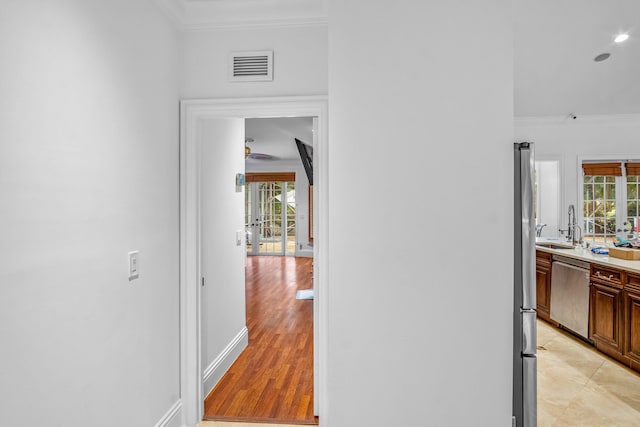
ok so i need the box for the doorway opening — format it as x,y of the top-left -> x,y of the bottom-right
204,116 -> 317,423
178,96 -> 327,427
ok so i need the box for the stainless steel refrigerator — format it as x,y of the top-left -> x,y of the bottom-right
513,142 -> 537,427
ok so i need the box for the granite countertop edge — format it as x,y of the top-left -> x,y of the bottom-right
536,244 -> 640,275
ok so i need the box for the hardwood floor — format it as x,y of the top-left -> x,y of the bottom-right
203,256 -> 317,425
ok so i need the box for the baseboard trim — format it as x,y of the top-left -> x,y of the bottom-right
154,399 -> 182,427
202,326 -> 249,398
295,249 -> 313,258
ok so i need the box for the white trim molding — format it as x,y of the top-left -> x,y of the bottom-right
515,113 -> 640,127
154,400 -> 182,427
179,95 -> 328,427
152,0 -> 187,27
153,0 -> 328,31
203,327 -> 249,397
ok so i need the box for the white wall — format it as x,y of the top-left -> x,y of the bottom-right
199,119 -> 247,395
327,1 -> 514,426
0,1 -> 180,426
517,115 -> 640,230
180,25 -> 328,98
536,160 -> 561,237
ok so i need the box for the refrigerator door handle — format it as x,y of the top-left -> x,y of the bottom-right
520,144 -> 536,310
523,355 -> 537,427
522,309 -> 537,356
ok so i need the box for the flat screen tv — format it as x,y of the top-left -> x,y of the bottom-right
295,138 -> 313,185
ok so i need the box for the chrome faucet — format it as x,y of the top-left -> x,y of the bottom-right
568,204 -> 575,243
536,223 -> 547,237
559,204 -> 582,245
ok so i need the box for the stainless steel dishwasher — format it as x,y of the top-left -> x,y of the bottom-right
550,254 -> 591,340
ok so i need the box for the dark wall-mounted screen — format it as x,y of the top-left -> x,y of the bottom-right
295,138 -> 313,186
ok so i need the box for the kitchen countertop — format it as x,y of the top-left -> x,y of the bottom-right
536,243 -> 640,275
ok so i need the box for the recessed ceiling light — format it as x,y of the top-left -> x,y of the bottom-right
614,33 -> 629,43
594,52 -> 611,62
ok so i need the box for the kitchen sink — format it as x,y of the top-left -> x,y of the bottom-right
535,241 -> 575,250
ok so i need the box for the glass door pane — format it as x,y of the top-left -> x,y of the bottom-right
285,182 -> 296,255
627,176 -> 640,239
245,181 -> 295,255
257,182 -> 284,254
245,183 -> 253,254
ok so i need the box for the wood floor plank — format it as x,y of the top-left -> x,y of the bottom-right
203,256 -> 318,425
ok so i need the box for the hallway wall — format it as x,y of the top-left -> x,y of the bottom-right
0,1 -> 181,426
179,25 -> 328,98
326,1 -> 514,425
199,118 -> 248,397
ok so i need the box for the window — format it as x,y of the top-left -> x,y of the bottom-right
627,174 -> 640,237
534,160 -> 561,237
583,175 -> 617,244
582,161 -> 640,245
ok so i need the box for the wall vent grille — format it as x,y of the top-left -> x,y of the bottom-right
229,50 -> 273,82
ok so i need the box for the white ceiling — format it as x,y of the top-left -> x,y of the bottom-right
154,0 -> 640,118
515,0 -> 640,117
245,117 -> 313,162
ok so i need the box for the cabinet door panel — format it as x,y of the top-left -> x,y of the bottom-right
590,283 -> 623,354
536,250 -> 552,322
626,292 -> 640,362
536,265 -> 551,316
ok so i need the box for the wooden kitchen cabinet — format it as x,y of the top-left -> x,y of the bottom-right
624,273 -> 640,371
533,251 -> 640,374
590,264 -> 625,359
536,250 -> 552,322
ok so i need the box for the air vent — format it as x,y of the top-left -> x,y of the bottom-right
229,50 -> 273,82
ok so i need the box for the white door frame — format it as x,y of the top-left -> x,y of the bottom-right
179,95 -> 328,426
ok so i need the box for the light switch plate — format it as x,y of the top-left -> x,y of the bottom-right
236,230 -> 242,246
128,251 -> 139,281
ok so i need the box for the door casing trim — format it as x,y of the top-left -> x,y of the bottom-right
179,95 -> 328,426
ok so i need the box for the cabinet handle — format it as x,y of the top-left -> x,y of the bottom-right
595,271 -> 615,280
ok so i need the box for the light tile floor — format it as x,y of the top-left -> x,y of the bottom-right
199,322 -> 640,427
538,320 -> 640,426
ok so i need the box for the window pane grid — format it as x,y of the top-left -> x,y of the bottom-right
583,175 -> 617,244
627,176 -> 640,237
245,181 -> 296,255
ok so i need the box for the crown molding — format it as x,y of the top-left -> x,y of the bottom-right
181,17 -> 328,32
515,113 -> 640,127
153,0 -> 328,31
152,0 -> 187,27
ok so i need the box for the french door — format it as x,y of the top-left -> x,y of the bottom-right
245,180 -> 296,255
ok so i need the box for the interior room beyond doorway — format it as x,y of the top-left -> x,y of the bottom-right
244,117 -> 315,258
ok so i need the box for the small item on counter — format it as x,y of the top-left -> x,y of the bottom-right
591,246 -> 609,255
613,236 -> 633,248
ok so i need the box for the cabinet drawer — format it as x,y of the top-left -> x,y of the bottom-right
591,264 -> 623,287
627,273 -> 640,293
536,250 -> 552,265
